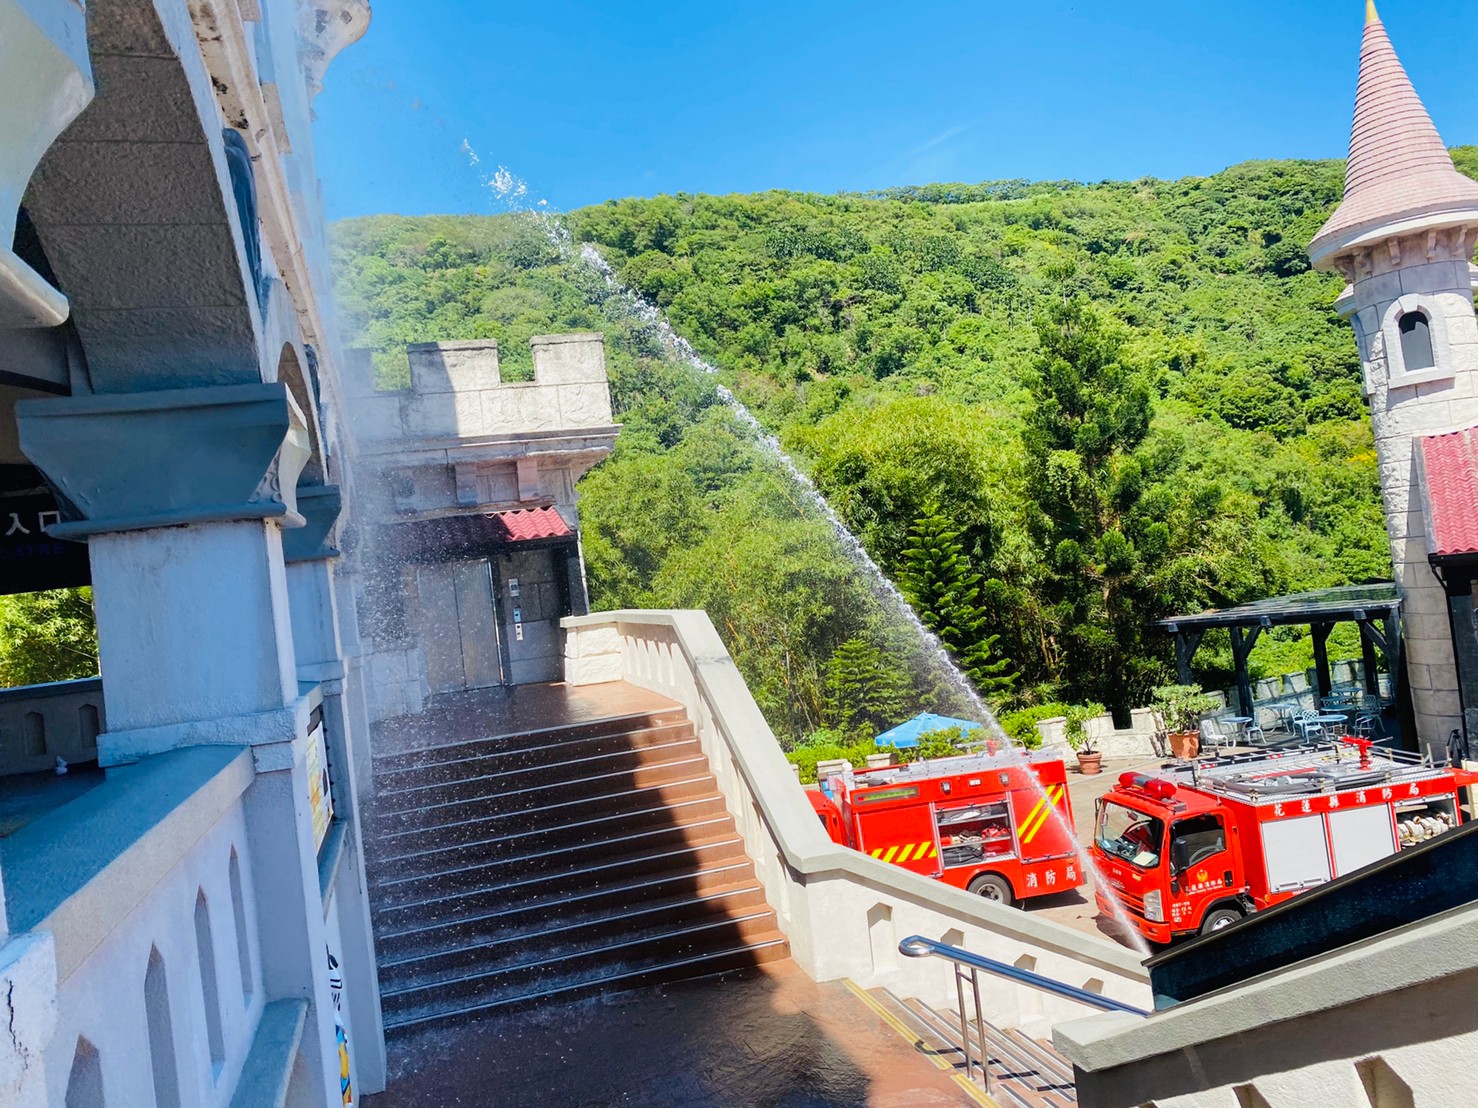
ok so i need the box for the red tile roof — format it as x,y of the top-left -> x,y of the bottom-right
379,506 -> 574,563
1418,427 -> 1478,558
1309,9 -> 1478,263
488,506 -> 572,543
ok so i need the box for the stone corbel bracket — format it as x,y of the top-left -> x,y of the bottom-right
282,482 -> 343,562
15,382 -> 311,538
296,1 -> 371,101
0,0 -> 95,327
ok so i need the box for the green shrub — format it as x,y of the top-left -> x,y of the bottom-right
786,736 -> 881,783
999,703 -> 1071,748
904,725 -> 966,761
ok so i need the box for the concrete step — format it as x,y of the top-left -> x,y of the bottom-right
364,697 -> 792,1035
373,721 -> 698,791
380,903 -> 781,998
382,931 -> 790,1032
895,994 -> 1077,1107
373,708 -> 689,771
367,791 -> 731,873
374,860 -> 763,956
376,878 -> 771,968
371,818 -> 742,904
373,742 -> 708,814
370,771 -> 721,840
371,834 -> 755,922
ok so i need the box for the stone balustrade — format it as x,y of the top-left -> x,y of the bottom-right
0,677 -> 103,776
562,610 -> 1151,1035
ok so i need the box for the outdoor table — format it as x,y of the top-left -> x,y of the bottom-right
1222,715 -> 1254,739
1295,713 -> 1348,739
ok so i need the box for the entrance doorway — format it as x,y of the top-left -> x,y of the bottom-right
418,559 -> 503,694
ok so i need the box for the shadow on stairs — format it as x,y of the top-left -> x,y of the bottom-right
866,986 -> 1079,1107
362,684 -> 789,1031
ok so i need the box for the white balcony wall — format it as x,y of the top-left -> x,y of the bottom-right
562,610 -> 1151,1037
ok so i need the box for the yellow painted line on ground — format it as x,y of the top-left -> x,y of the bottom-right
841,980 -> 1001,1108
951,1073 -> 1000,1107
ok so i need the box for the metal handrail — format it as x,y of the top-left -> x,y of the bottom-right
898,935 -> 1149,1092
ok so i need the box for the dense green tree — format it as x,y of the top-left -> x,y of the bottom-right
328,152 -> 1462,738
824,637 -> 910,736
1022,299 -> 1169,715
898,509 -> 1016,699
0,588 -> 98,688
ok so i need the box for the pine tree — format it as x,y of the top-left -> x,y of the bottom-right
898,510 -> 1016,698
825,637 -> 909,735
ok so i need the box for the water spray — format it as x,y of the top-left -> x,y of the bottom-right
453,143 -> 1152,954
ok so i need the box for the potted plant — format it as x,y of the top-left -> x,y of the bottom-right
1152,684 -> 1221,760
1064,703 -> 1106,774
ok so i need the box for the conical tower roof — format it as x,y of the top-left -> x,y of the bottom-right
1308,3 -> 1478,268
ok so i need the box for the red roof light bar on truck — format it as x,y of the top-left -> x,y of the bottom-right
1118,772 -> 1177,801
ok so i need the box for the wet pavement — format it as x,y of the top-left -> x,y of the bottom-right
364,961 -> 975,1108
375,681 -> 682,755
1025,754 -> 1164,949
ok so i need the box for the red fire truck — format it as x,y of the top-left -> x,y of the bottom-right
1092,739 -> 1478,943
807,749 -> 1085,907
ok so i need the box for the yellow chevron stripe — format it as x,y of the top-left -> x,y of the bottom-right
1020,795 -> 1047,833
896,844 -> 916,864
870,848 -> 884,858
1020,786 -> 1064,845
926,843 -> 937,858
882,845 -> 899,864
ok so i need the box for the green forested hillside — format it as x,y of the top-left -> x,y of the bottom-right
331,153 -> 1478,741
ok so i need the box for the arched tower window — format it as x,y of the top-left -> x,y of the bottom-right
194,891 -> 226,1073
229,849 -> 254,1005
1399,311 -> 1435,371
65,1036 -> 104,1108
144,947 -> 182,1108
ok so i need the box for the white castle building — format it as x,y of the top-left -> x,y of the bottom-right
2,1 -> 386,1104
1307,0 -> 1478,756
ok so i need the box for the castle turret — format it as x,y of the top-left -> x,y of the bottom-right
1309,3 -> 1478,752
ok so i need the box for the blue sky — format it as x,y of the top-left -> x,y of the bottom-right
312,1 -> 1478,221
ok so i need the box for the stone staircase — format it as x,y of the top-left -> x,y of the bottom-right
364,701 -> 789,1030
867,987 -> 1078,1107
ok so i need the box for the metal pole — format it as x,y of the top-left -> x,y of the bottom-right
971,966 -> 988,1094
954,964 -> 974,1083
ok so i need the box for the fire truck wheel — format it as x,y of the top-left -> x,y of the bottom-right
967,873 -> 1014,907
1200,906 -> 1243,934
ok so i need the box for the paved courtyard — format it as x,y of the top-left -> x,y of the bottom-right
364,961 -> 977,1107
1024,754 -> 1165,950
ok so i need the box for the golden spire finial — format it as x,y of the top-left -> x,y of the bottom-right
1366,0 -> 1380,23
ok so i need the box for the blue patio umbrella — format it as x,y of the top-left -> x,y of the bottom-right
874,712 -> 983,749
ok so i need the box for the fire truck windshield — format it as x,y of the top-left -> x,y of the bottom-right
1097,801 -> 1165,869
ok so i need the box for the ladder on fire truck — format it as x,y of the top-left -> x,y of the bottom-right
1169,742 -> 1449,802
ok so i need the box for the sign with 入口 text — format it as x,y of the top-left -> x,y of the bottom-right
0,492 -> 90,595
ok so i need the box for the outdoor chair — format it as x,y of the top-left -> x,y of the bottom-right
1294,709 -> 1326,741
1353,694 -> 1386,740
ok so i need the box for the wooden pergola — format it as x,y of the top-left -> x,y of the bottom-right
1155,583 -> 1403,722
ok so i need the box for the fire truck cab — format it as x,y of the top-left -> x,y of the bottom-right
1092,740 -> 1478,943
808,748 -> 1084,907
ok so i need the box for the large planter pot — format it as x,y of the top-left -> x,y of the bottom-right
1169,730 -> 1200,760
1076,751 -> 1103,775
